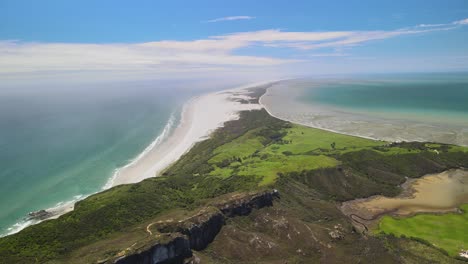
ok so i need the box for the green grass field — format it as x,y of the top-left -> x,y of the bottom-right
207,124 -> 468,187
1,108 -> 468,263
377,204 -> 468,256
208,124 -> 385,185
264,125 -> 385,155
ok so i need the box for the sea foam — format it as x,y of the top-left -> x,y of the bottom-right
103,111 -> 178,190
2,112 -> 179,237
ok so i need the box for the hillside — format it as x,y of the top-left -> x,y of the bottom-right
1,89 -> 468,264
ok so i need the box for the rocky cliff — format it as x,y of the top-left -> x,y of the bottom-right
111,190 -> 279,264
218,189 -> 279,217
114,235 -> 191,264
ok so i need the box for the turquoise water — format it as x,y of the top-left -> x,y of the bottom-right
0,83 -> 194,235
301,73 -> 468,123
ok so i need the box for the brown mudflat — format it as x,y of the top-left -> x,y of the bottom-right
341,169 -> 468,229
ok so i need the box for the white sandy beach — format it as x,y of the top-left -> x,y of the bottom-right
4,81 -> 271,236
108,83 -> 265,187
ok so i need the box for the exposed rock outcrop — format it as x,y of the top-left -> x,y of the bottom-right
111,190 -> 278,264
217,189 -> 279,217
114,235 -> 191,264
180,211 -> 225,251
27,209 -> 52,220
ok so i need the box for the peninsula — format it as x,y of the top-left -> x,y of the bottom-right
1,85 -> 467,264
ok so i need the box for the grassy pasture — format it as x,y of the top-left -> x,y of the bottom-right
377,204 -> 468,256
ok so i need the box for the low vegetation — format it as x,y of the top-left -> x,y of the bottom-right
1,103 -> 468,263
377,204 -> 468,256
207,124 -> 385,185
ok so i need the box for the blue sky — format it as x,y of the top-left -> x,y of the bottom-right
1,0 -> 467,84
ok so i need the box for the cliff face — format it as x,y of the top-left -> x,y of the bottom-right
180,212 -> 225,251
218,189 -> 279,217
114,236 -> 191,264
111,190 -> 278,264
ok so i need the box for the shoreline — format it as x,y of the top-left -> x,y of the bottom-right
340,168 -> 468,231
258,84 -> 380,142
259,80 -> 468,146
108,80 -> 274,187
3,80 -> 274,236
6,77 -> 465,237
103,109 -> 179,189
2,83 -> 382,237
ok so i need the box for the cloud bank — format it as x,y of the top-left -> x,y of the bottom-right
0,18 -> 467,83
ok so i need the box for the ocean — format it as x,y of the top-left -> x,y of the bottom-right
0,82 -> 198,235
261,72 -> 468,146
302,73 -> 468,124
2,73 -> 467,236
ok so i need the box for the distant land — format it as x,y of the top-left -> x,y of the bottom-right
2,1 -> 468,263
1,83 -> 467,263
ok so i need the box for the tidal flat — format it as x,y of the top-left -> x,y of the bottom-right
261,76 -> 468,146
341,169 -> 468,223
2,85 -> 468,263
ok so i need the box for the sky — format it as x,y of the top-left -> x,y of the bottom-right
1,0 -> 468,85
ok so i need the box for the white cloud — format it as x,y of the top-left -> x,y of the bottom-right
216,30 -> 353,42
417,23 -> 447,28
0,41 -> 296,74
1,18 -> 467,83
414,18 -> 468,28
454,18 -> 468,25
205,16 -> 255,23
306,53 -> 349,57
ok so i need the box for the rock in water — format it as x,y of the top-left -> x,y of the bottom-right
28,210 -> 52,220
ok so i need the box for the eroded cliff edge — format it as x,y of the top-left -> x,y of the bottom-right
112,190 -> 279,264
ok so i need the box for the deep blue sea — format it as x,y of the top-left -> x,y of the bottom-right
0,82 -> 199,235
